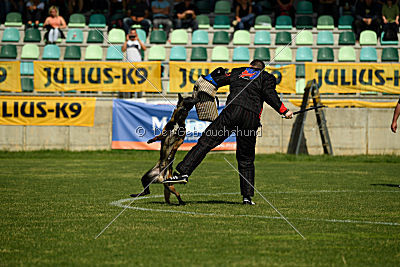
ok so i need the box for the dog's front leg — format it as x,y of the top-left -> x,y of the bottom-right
163,184 -> 171,204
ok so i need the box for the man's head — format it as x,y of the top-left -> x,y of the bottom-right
128,29 -> 137,40
250,59 -> 265,70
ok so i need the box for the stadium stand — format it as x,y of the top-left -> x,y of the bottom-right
196,1 -> 211,14
87,30 -> 104,43
253,47 -> 270,61
360,30 -> 378,45
150,30 -> 167,44
254,15 -> 272,30
68,14 -> 86,28
233,30 -> 250,45
21,77 -> 34,92
2,28 -> 20,42
338,15 -> 354,30
254,31 -> 271,45
170,29 -> 188,45
21,44 -> 39,59
214,1 -> 231,14
296,16 -> 313,29
338,47 -> 356,62
192,30 -> 209,44
190,47 -> 207,61
381,48 -> 399,62
108,29 -> 125,44
64,46 -> 81,60
212,46 -> 229,61
275,46 -> 292,62
213,15 -> 230,29
85,45 -> 103,60
42,44 -> 60,60
233,47 -> 250,61
317,31 -> 334,45
196,15 -> 210,29
5,12 -> 23,27
20,62 -> 34,75
296,1 -> 313,15
317,15 -> 334,30
212,31 -> 230,44
0,44 -> 17,59
275,31 -> 291,45
317,47 -> 335,62
170,46 -> 187,61
275,16 -> 292,30
88,14 -> 106,28
360,47 -> 378,62
106,46 -> 123,61
24,28 -> 41,42
338,32 -> 356,45
296,30 -> 313,45
148,45 -> 166,61
66,29 -> 84,43
296,47 -> 313,62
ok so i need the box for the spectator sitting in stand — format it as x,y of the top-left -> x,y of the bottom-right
122,28 -> 147,62
174,0 -> 198,31
123,0 -> 151,35
152,0 -> 173,34
43,6 -> 66,44
233,0 -> 255,30
382,0 -> 399,40
26,0 -> 45,28
353,0 -> 382,41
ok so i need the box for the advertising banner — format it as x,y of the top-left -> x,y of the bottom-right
289,99 -> 398,108
0,61 -> 21,92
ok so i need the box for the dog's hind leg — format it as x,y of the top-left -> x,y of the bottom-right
166,184 -> 185,205
130,172 -> 153,197
163,184 -> 171,204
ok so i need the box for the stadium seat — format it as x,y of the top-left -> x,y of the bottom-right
212,31 -> 229,44
253,47 -> 270,61
108,29 -> 125,44
192,30 -> 209,44
106,46 -> 123,60
338,47 -> 356,62
21,44 -> 40,59
254,15 -> 272,30
359,47 -> 377,62
296,47 -> 313,62
23,28 -> 41,42
20,62 -> 34,75
275,46 -> 292,62
338,31 -> 356,45
317,15 -> 334,30
296,1 -> 313,14
317,47 -> 334,61
381,47 -> 399,62
296,64 -> 305,78
254,31 -> 271,45
317,31 -> 334,45
21,78 -> 34,92
89,14 -> 106,28
2,28 -> 20,42
66,29 -> 84,43
211,46 -> 229,61
360,30 -> 377,45
233,30 -> 250,45
148,45 -> 166,61
0,45 -> 17,59
190,47 -> 207,61
275,15 -> 292,29
87,30 -> 103,43
196,15 -> 210,29
338,15 -> 353,30
380,32 -> 399,45
213,15 -> 230,29
214,1 -> 231,14
170,46 -> 187,61
64,46 -> 81,60
42,44 -> 60,60
150,30 -> 167,44
5,12 -> 22,27
296,79 -> 306,94
68,13 -> 86,28
233,47 -> 250,61
296,16 -> 313,29
275,31 -> 291,45
136,29 -> 146,43
85,45 -> 103,60
196,1 -> 211,14
171,29 -> 188,44
295,30 -> 313,45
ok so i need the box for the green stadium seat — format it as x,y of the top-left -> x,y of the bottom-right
23,28 -> 41,42
170,29 -> 188,44
21,78 -> 34,92
381,47 -> 399,62
136,29 -> 146,43
212,31 -> 229,44
317,47 -> 334,61
233,47 -> 250,61
148,45 -> 166,61
192,30 -> 209,44
317,15 -> 334,30
89,14 -> 106,28
254,15 -> 272,30
5,12 -> 22,27
106,46 -> 123,60
42,44 -> 60,60
233,30 -> 250,45
214,1 -> 231,14
276,15 -> 292,29
275,46 -> 292,62
275,31 -> 291,45
190,47 -> 208,61
2,28 -> 20,42
213,15 -> 230,29
68,13 -> 86,28
20,62 -> 34,75
85,45 -> 103,60
338,15 -> 353,30
295,30 -> 313,45
296,16 -> 313,29
253,47 -> 270,61
196,1 -> 211,14
359,47 -> 377,62
196,15 -> 210,29
64,45 -> 81,60
211,46 -> 229,61
150,30 -> 167,44
170,46 -> 187,61
296,1 -> 313,14
254,31 -> 271,45
21,44 -> 40,59
296,64 -> 305,78
338,31 -> 356,45
0,45 -> 17,59
360,30 -> 377,45
338,47 -> 356,62
296,79 -> 306,94
380,32 -> 399,45
317,31 -> 334,45
66,29 -> 84,43
296,47 -> 313,62
108,29 -> 125,44
87,30 -> 104,43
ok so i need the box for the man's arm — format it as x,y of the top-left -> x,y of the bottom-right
391,100 -> 400,133
203,67 -> 231,88
262,74 -> 292,119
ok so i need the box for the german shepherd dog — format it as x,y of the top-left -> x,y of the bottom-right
130,94 -> 199,205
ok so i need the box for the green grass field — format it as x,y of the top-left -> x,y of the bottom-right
1,150 -> 400,266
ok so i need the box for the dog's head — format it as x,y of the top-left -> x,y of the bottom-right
172,93 -> 200,123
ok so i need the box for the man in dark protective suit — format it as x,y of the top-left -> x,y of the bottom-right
163,60 -> 293,205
